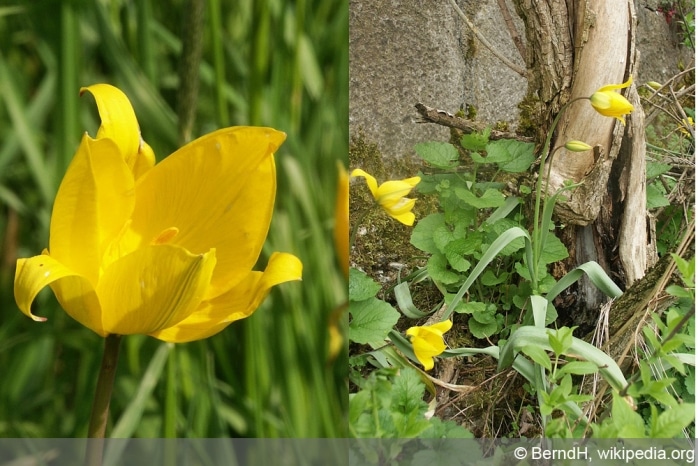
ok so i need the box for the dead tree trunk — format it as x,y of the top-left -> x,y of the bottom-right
512,0 -> 652,328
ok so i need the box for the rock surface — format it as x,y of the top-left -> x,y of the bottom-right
349,0 -> 693,163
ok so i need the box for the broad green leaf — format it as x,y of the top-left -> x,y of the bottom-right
485,218 -> 525,255
349,268 -> 381,301
557,361 -> 599,376
392,367 -> 428,416
460,129 -> 490,151
445,249 -> 471,273
442,227 -> 534,320
486,139 -> 536,173
612,393 -> 647,438
650,403 -> 695,438
539,231 -> 569,264
480,270 -> 509,286
469,319 -> 498,339
471,305 -> 496,324
427,253 -> 462,285
414,141 -> 459,169
454,187 -> 505,209
521,345 -> 552,370
410,213 -> 445,254
349,298 -> 400,344
646,161 -> 672,180
647,183 -> 671,209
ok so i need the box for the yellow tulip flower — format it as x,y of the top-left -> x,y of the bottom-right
406,320 -> 453,371
350,169 -> 420,226
589,76 -> 634,124
14,84 -> 302,343
335,163 -> 349,277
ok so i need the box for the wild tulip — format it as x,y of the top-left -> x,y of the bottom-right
406,320 -> 453,371
350,169 -> 420,226
14,84 -> 302,343
589,76 -> 634,124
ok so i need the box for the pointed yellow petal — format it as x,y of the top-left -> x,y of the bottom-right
350,169 -> 379,197
80,84 -> 142,170
49,135 -> 135,284
133,140 -> 156,180
151,251 -> 302,342
596,75 -> 633,92
375,178 -> 420,205
430,319 -> 453,334
335,163 -> 349,277
97,245 -> 216,335
15,254 -> 105,336
130,127 -> 285,297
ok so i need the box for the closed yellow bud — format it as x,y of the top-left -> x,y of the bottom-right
564,140 -> 593,152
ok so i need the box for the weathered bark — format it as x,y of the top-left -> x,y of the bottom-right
513,0 -> 650,305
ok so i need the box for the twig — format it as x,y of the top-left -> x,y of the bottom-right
496,0 -> 526,61
447,0 -> 527,77
415,102 -> 533,142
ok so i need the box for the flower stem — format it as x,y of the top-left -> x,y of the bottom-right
531,96 -> 588,289
85,334 -> 122,466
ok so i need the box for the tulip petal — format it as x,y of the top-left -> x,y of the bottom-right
596,76 -> 633,93
129,127 -> 284,298
150,251 -> 302,343
15,254 -> 105,335
80,84 -> 141,171
350,169 -> 379,197
376,178 -> 421,205
335,163 -> 349,276
49,135 -> 135,284
96,245 -> 216,335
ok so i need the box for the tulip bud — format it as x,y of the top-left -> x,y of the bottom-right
565,140 -> 593,152
647,81 -> 663,90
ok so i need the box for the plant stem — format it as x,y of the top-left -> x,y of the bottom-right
85,334 -> 123,466
531,97 -> 588,289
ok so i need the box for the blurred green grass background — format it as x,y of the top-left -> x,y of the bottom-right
0,0 -> 347,437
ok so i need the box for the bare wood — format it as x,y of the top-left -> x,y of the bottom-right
415,103 -> 534,142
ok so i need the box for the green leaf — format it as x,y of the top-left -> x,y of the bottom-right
651,404 -> 695,438
611,393 -> 647,438
349,298 -> 400,344
548,327 -> 574,355
460,129 -> 490,151
454,300 -> 486,314
485,139 -> 535,173
647,183 -> 671,209
539,231 -> 569,264
454,187 -> 505,209
646,161 -> 672,180
480,270 -> 509,286
468,319 -> 498,339
521,345 -> 552,370
411,213 -> 445,254
392,368 -> 428,415
558,361 -> 599,376
394,281 -> 432,319
414,141 -> 459,169
349,268 -> 381,301
427,253 -> 462,285
444,249 -> 471,273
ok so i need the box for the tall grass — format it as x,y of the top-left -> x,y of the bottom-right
0,0 -> 347,438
